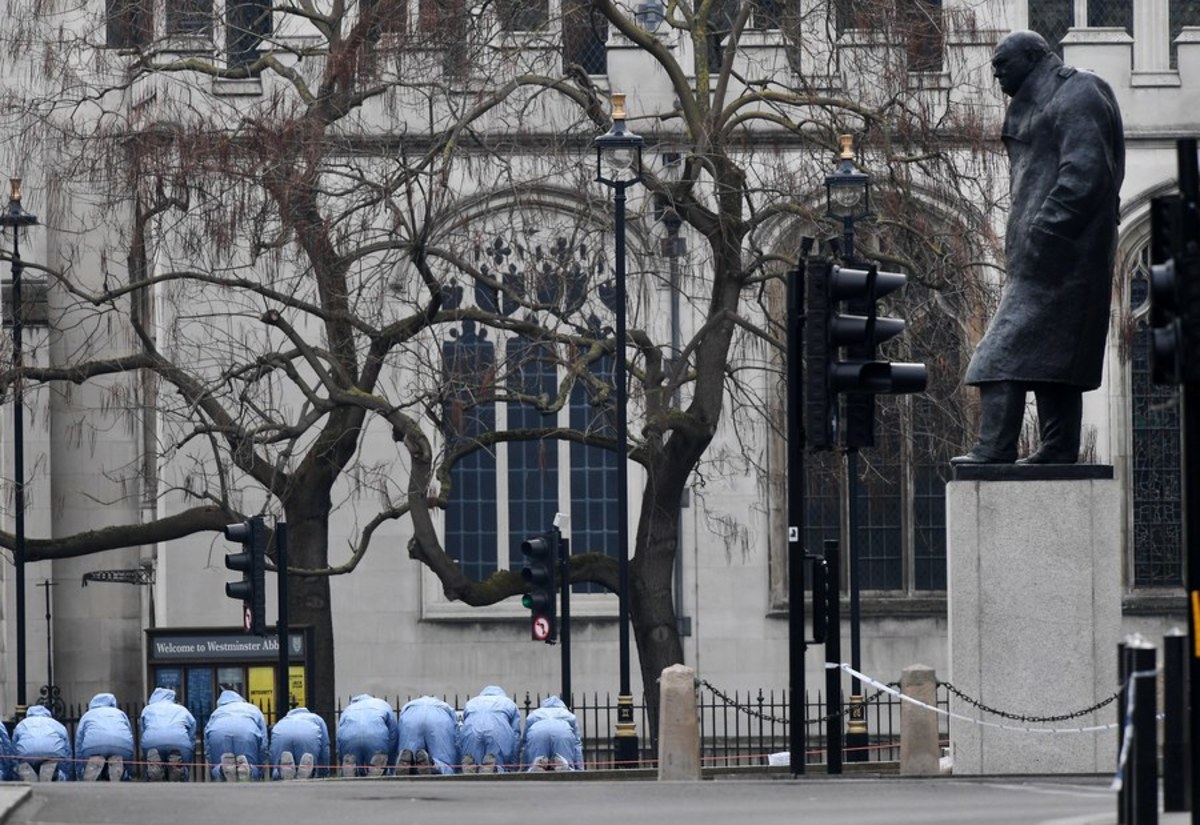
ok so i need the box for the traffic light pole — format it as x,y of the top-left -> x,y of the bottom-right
559,534 -> 572,706
275,522 -> 289,723
787,263 -> 808,775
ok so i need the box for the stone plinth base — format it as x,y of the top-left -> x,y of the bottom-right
947,469 -> 1120,775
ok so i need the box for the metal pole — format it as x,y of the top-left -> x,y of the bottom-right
275,522 -> 289,725
41,580 -> 52,695
786,263 -> 807,775
1163,629 -> 1189,813
559,535 -> 571,706
823,539 -> 842,774
612,181 -> 638,767
12,221 -> 27,710
1128,638 -> 1158,825
1183,379 -> 1200,825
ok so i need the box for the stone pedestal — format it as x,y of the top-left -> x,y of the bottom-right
947,465 -> 1120,775
657,664 -> 701,780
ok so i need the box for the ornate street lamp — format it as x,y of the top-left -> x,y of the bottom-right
824,136 -> 872,761
593,93 -> 643,768
1,177 -> 38,714
824,134 -> 871,263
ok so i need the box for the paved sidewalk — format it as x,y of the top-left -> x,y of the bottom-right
0,787 -> 30,823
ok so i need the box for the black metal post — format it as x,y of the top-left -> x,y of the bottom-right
842,216 -> 856,265
275,522 -> 289,724
6,201 -> 31,711
1128,639 -> 1158,825
1163,629 -> 1189,813
786,263 -> 807,775
823,539 -> 842,774
611,181 -> 638,768
844,449 -> 867,761
1117,640 -> 1129,825
40,580 -> 53,695
1183,379 -> 1200,825
559,535 -> 571,706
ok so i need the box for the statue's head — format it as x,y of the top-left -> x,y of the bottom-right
992,30 -> 1052,97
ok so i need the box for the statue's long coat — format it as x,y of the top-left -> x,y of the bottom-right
966,54 -> 1125,390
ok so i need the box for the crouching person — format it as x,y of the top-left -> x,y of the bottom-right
13,705 -> 71,782
270,707 -> 329,780
521,696 -> 583,772
457,686 -> 520,773
396,696 -> 458,775
204,687 -> 268,781
139,687 -> 197,781
336,694 -> 397,777
75,693 -> 135,781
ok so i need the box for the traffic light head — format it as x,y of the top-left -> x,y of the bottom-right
804,259 -> 929,451
520,533 -> 557,643
224,517 -> 266,635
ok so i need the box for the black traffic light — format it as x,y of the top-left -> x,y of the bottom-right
224,516 -> 266,636
1148,138 -> 1200,385
520,531 -> 557,644
804,258 -> 928,450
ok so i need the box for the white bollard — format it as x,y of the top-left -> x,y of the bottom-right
657,664 -> 702,780
900,664 -> 940,776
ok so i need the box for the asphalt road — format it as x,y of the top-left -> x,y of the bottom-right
0,775 -> 1179,825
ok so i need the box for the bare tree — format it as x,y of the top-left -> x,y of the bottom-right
0,0 -> 1004,724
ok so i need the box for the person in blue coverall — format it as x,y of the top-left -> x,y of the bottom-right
139,686 -> 197,781
336,694 -> 397,777
521,696 -> 583,771
396,696 -> 458,775
0,717 -> 13,781
203,688 -> 268,781
12,705 -> 71,782
74,693 -> 135,781
457,686 -> 520,773
270,707 -> 329,780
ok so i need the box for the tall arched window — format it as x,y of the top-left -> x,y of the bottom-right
1129,246 -> 1184,587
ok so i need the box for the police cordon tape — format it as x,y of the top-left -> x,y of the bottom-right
834,662 -> 1138,735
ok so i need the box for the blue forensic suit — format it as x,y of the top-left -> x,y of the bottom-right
74,693 -> 135,780
336,694 -> 398,776
457,686 -> 521,771
397,696 -> 458,775
521,696 -> 584,770
13,705 -> 72,781
0,716 -> 13,781
139,687 -> 197,781
269,707 -> 330,779
203,689 -> 268,781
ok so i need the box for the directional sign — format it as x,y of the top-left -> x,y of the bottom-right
532,615 -> 551,642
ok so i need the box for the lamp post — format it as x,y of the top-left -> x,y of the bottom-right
824,136 -> 871,761
1,177 -> 38,714
824,134 -> 871,264
593,92 -> 643,768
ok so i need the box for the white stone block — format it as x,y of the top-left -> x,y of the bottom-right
947,475 -> 1120,775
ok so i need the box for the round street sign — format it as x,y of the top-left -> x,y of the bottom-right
532,615 -> 551,641
243,604 -> 252,633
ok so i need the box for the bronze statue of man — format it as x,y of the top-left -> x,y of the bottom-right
953,30 -> 1125,465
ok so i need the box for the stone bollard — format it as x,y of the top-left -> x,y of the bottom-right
900,664 -> 940,776
657,664 -> 701,780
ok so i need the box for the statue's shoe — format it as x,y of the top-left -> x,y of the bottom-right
1016,450 -> 1078,465
950,451 -> 1016,465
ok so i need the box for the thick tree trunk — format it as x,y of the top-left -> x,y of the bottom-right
282,495 -> 335,735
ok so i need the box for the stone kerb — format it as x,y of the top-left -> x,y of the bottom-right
946,468 -> 1120,775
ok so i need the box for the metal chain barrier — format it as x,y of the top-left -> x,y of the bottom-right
939,680 -> 1122,724
697,678 -> 895,727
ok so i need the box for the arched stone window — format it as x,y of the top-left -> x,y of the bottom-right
1128,246 -> 1184,587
